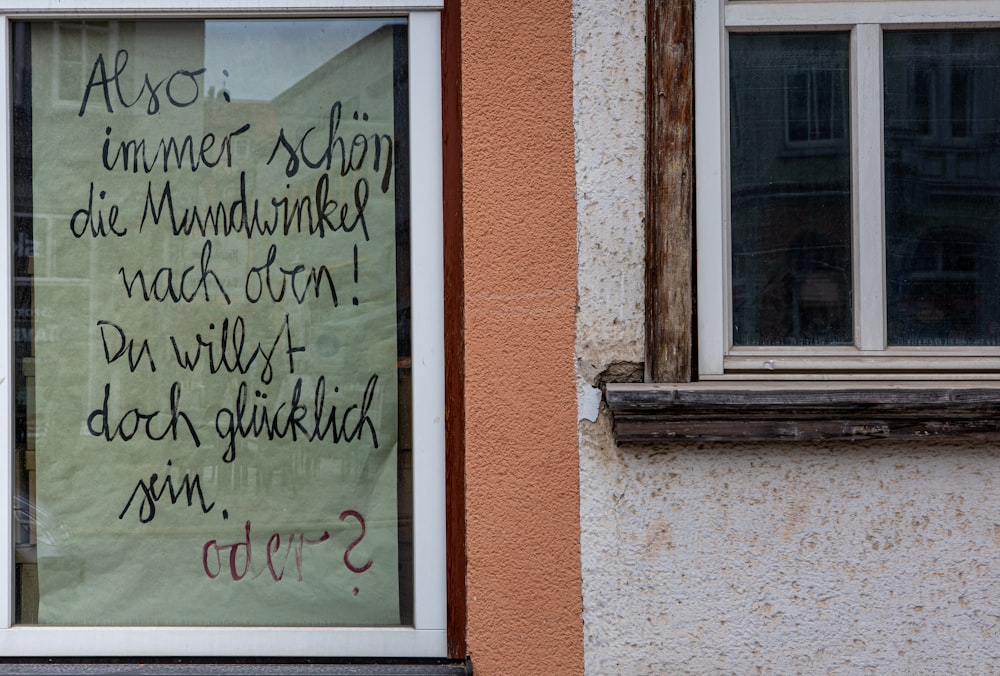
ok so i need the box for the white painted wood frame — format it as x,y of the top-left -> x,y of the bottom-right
695,0 -> 1000,379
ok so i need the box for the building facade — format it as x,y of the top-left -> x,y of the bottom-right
5,0 -> 1000,673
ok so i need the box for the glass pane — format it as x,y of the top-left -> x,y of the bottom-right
729,33 -> 852,346
885,30 -> 1000,346
13,19 -> 413,626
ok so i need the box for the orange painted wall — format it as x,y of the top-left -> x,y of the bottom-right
458,0 -> 584,672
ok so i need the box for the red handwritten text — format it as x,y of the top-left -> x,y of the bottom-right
202,510 -> 371,582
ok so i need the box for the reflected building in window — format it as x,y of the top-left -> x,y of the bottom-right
729,29 -> 1000,348
729,32 -> 852,346
884,30 -> 1000,346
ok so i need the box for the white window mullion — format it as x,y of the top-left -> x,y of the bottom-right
407,9 -> 446,641
853,23 -> 886,351
695,0 -> 726,376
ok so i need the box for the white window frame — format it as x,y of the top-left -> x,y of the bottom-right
695,0 -> 1000,379
0,1 -> 447,657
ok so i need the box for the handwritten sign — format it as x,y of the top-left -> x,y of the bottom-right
27,19 -> 408,625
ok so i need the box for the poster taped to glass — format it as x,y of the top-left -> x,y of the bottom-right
12,18 -> 414,627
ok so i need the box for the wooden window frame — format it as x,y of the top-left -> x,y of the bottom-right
643,0 -> 694,386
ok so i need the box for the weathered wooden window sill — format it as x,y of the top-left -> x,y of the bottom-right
605,382 -> 1000,443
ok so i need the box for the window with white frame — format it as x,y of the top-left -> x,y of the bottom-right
3,1 -> 445,658
696,0 -> 1000,378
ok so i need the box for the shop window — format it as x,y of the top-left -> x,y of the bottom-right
3,2 -> 446,658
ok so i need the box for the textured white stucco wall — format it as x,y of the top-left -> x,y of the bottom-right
573,2 -> 1000,672
573,0 -> 646,395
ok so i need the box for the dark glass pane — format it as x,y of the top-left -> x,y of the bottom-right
730,33 -> 852,346
885,30 -> 1000,345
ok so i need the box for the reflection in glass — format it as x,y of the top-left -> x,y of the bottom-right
729,33 -> 852,346
884,30 -> 1000,345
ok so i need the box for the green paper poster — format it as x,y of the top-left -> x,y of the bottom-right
22,19 -> 409,626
